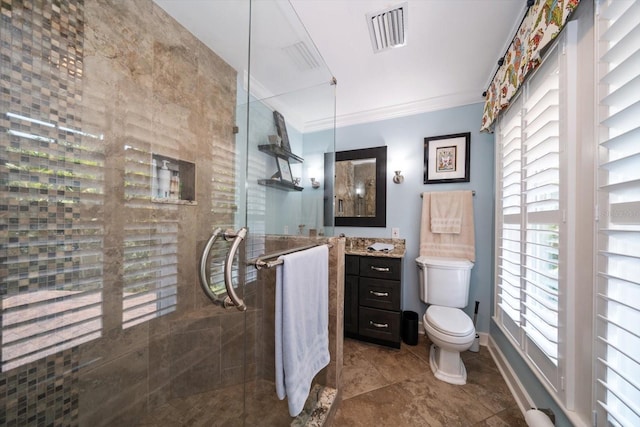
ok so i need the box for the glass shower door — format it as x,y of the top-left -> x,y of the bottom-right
183,0 -> 337,423
235,0 -> 337,424
0,0 -> 335,425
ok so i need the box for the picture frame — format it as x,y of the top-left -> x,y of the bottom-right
273,110 -> 291,153
424,132 -> 471,184
276,156 -> 293,183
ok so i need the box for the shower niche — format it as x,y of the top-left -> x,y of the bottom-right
151,153 -> 196,203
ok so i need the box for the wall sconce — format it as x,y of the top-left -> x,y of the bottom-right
310,177 -> 320,189
393,170 -> 404,184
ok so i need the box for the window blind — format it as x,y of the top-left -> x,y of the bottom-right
522,52 -> 561,371
496,96 -> 523,344
495,43 -> 562,391
595,1 -> 640,426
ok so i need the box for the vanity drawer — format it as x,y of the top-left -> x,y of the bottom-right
359,256 -> 401,280
358,307 -> 401,343
359,278 -> 400,311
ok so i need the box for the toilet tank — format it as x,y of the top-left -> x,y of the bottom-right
415,256 -> 474,308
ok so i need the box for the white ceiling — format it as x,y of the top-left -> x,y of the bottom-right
155,0 -> 525,131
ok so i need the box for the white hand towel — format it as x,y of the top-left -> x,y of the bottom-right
420,191 -> 475,261
275,245 -> 330,417
430,191 -> 465,233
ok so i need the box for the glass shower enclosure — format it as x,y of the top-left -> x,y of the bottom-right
0,0 -> 337,425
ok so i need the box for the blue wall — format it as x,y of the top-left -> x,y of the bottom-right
315,102 -> 496,333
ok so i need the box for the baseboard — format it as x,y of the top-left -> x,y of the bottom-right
478,332 -> 489,346
487,335 -> 533,417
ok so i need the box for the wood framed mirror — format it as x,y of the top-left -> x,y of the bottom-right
329,146 -> 387,227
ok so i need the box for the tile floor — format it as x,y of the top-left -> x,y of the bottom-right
332,335 -> 528,427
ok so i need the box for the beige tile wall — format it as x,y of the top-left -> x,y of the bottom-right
0,1 -> 341,426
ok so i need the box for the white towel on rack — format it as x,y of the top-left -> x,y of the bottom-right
430,191 -> 465,233
420,191 -> 476,261
275,245 -> 330,417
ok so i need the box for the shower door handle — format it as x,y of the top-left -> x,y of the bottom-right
198,227 -> 246,311
223,227 -> 247,311
199,227 -> 224,304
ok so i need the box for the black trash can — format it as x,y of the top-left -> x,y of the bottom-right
402,311 -> 419,346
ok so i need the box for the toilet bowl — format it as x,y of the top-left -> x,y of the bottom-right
423,305 -> 475,385
416,255 -> 475,385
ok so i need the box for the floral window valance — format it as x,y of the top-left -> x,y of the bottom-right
480,0 -> 580,132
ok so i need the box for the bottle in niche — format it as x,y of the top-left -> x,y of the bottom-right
158,160 -> 171,198
174,171 -> 180,200
170,171 -> 180,200
151,158 -> 158,198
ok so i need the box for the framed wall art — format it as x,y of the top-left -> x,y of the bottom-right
423,132 -> 471,184
273,110 -> 291,153
276,156 -> 293,183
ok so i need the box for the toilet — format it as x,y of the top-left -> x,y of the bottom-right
416,256 -> 475,385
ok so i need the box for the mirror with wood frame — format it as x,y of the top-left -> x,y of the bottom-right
329,146 -> 387,227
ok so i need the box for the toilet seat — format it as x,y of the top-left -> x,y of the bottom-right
426,306 -> 474,337
423,313 -> 475,347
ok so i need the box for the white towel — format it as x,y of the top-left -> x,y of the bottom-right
275,245 -> 330,417
367,242 -> 394,252
430,191 -> 465,234
420,191 -> 476,261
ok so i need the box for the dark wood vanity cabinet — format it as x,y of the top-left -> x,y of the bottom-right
344,254 -> 402,348
344,255 -> 360,337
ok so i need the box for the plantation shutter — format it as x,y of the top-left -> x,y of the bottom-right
521,49 -> 561,383
496,95 -> 523,345
595,1 -> 640,426
495,42 -> 562,391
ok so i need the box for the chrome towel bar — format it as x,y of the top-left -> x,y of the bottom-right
420,190 -> 475,197
199,230 -> 333,310
248,243 -> 333,270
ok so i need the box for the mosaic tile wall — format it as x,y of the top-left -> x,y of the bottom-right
0,0 -> 239,425
1,0 -> 97,425
0,349 -> 79,426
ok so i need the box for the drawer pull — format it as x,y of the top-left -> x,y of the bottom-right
370,266 -> 390,272
369,320 -> 389,329
369,290 -> 389,297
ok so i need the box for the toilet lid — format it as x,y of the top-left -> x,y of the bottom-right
426,306 -> 474,337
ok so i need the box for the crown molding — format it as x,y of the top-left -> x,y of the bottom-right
303,90 -> 483,133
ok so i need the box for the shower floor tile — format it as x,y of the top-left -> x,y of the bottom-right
136,380 -> 334,427
136,380 -> 287,427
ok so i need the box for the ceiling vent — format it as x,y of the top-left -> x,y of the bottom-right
283,41 -> 321,71
366,2 -> 408,53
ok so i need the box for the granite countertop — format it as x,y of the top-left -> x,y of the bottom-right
344,237 -> 406,258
